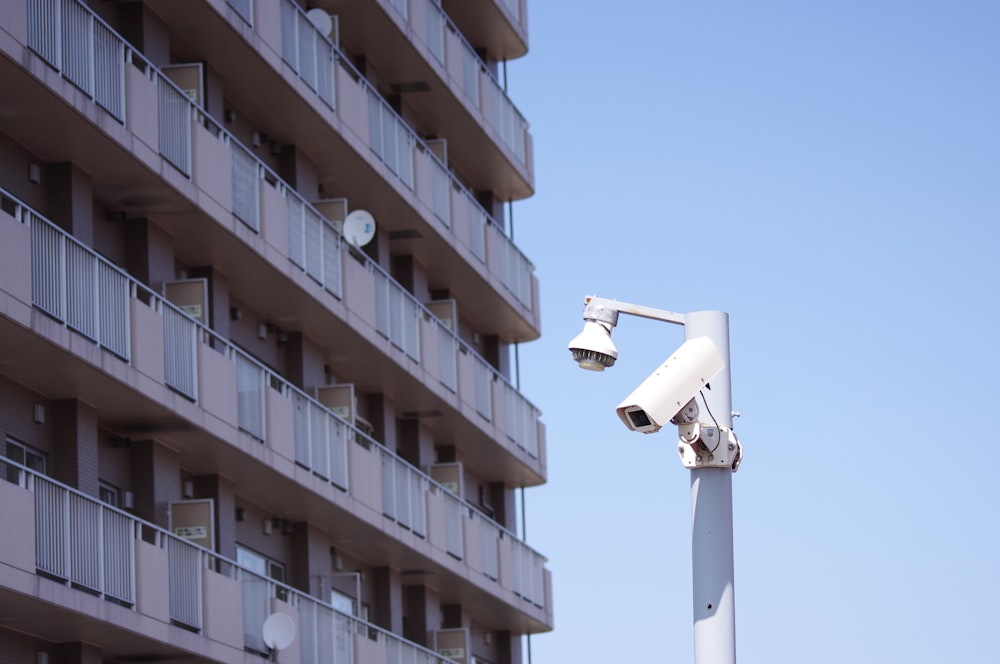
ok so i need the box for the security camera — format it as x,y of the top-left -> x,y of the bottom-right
616,336 -> 724,433
568,299 -> 620,371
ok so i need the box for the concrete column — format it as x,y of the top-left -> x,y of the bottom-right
402,585 -> 430,647
441,604 -> 464,629
496,631 -> 522,664
52,641 -> 102,664
366,394 -> 396,451
372,567 -> 403,634
51,399 -> 98,496
45,162 -> 93,245
117,2 -> 170,64
129,439 -> 181,529
283,332 -> 325,393
125,219 -> 175,292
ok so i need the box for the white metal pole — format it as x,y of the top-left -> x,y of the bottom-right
683,311 -> 736,664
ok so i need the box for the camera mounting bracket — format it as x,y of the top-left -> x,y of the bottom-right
677,424 -> 742,472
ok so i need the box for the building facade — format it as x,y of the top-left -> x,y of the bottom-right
0,0 -> 549,662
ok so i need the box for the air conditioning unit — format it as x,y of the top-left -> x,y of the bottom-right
161,62 -> 204,105
434,628 -> 469,664
164,278 -> 209,324
315,384 -> 355,424
425,137 -> 447,165
429,463 -> 463,495
426,299 -> 457,331
312,198 -> 348,232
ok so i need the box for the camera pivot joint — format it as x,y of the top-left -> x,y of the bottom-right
672,399 -> 742,472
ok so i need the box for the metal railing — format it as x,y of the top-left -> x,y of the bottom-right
425,0 -> 445,65
425,148 -> 452,227
287,192 -> 343,299
280,0 -> 335,109
27,0 -> 126,122
367,88 -> 416,190
4,462 -> 461,663
162,303 -> 198,400
168,535 -> 204,629
462,195 -> 488,264
437,321 -> 458,393
472,352 -> 493,421
508,534 -> 546,608
231,140 -> 260,231
234,350 -> 266,440
5,185 -> 544,565
157,73 -> 193,176
24,0 -> 536,320
478,512 -> 500,581
381,450 -> 429,537
30,471 -> 137,606
503,378 -> 539,458
28,211 -> 132,361
489,221 -> 533,308
438,486 -> 464,560
374,269 -> 421,361
292,388 -> 350,491
419,0 -> 530,165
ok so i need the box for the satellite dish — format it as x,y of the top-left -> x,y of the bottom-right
343,209 -> 376,247
262,612 -> 296,651
305,8 -> 334,38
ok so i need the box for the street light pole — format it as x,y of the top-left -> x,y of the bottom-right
684,311 -> 736,664
567,299 -> 739,664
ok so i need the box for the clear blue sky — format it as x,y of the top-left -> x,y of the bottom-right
507,2 -> 1000,662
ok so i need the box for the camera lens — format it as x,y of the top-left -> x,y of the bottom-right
627,408 -> 652,429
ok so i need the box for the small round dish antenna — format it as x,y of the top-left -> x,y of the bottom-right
305,8 -> 334,38
262,612 -> 296,652
343,209 -> 376,247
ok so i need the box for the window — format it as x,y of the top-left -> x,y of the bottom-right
99,480 -> 120,507
237,545 -> 287,582
237,545 -> 288,599
330,588 -> 355,616
3,438 -> 46,485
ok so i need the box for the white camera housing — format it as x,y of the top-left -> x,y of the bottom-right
616,336 -> 724,434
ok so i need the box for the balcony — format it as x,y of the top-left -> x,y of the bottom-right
8,0 -> 540,341
302,0 -> 533,194
442,0 -> 529,60
0,189 -> 551,631
0,462 -> 550,661
1,0 -> 545,476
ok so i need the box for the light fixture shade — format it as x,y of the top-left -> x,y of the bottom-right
567,321 -> 618,371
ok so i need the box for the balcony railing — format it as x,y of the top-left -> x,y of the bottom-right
226,0 -> 254,27
291,387 -> 350,491
8,150 -> 541,460
29,213 -> 132,361
280,0 -> 335,109
24,0 -> 537,317
3,186 -> 548,607
287,192 -> 343,298
3,461 -> 466,663
27,0 -> 126,122
418,0 -> 530,163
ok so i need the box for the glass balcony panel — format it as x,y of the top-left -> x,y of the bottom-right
231,141 -> 260,231
227,0 -> 254,26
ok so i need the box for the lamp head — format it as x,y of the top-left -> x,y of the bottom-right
568,321 -> 618,370
568,299 -> 620,371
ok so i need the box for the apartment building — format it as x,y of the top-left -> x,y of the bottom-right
0,0 -> 550,662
